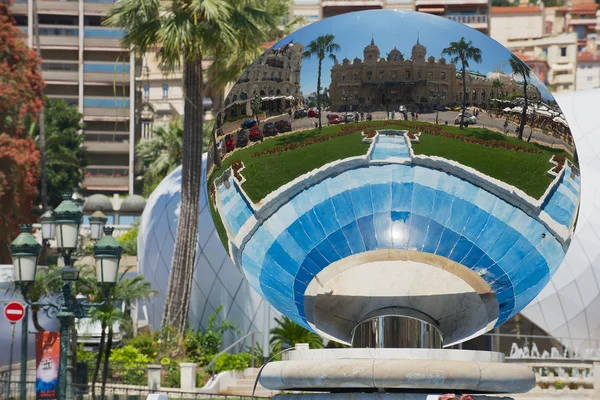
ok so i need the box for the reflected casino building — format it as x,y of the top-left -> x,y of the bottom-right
223,41 -> 305,119
330,39 -> 541,111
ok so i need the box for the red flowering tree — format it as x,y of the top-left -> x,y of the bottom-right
0,0 -> 44,263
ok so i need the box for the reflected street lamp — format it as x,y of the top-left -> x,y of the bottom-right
9,193 -> 121,400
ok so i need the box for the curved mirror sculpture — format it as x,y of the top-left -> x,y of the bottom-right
207,10 -> 579,346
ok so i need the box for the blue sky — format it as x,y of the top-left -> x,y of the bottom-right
271,10 -> 553,102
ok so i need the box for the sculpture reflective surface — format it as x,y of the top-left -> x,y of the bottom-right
207,10 -> 579,346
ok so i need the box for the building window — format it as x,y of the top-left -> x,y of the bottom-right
367,71 -> 372,81
560,47 -> 567,57
379,71 -> 384,80
428,71 -> 434,80
342,74 -> 346,81
143,84 -> 149,98
162,83 -> 169,98
354,72 -> 359,81
404,70 -> 411,80
441,72 -> 446,80
392,72 -> 397,80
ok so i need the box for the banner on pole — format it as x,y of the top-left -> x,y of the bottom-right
35,332 -> 59,400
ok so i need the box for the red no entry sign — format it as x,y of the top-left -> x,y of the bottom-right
4,301 -> 25,324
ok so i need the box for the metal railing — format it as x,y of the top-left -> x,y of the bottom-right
206,331 -> 258,378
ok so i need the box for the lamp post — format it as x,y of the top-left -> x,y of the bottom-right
9,193 -> 121,400
251,95 -> 262,120
89,210 -> 108,241
342,93 -> 351,113
429,89 -> 444,125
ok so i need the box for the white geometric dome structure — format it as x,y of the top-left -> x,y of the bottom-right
137,154 -> 275,348
521,89 -> 600,351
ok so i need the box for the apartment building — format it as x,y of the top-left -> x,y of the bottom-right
576,51 -> 600,90
290,0 -> 490,35
505,32 -> 578,92
11,0 -> 137,195
137,54 -> 214,140
490,6 -> 544,44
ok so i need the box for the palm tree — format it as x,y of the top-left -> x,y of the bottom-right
80,267 -> 155,399
270,316 -> 324,350
492,78 -> 503,100
509,54 -> 531,140
106,0 -> 275,334
7,265 -> 62,331
442,37 -> 482,129
303,34 -> 341,130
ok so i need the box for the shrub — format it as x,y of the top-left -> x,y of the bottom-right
215,353 -> 252,373
125,332 -> 157,360
568,382 -> 579,390
554,379 -> 564,390
109,345 -> 150,385
117,220 -> 139,256
539,381 -> 550,389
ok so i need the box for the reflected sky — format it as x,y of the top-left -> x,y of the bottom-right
271,10 -> 553,102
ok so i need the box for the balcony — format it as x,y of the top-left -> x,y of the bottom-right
83,28 -> 124,49
84,0 -> 117,15
446,13 -> 488,29
84,132 -> 130,154
83,167 -> 129,191
38,0 -> 78,14
11,0 -> 27,14
84,62 -> 131,84
34,25 -> 79,48
569,18 -> 597,26
83,97 -> 130,119
552,73 -> 574,85
41,62 -> 78,83
47,95 -> 78,105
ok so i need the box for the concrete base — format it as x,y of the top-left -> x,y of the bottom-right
271,394 -> 514,400
260,348 -> 535,394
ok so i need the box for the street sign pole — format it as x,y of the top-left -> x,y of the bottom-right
7,322 -> 16,399
20,306 -> 28,400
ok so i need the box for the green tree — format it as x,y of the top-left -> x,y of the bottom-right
492,78 -> 503,100
137,120 -> 183,197
303,34 -> 341,130
509,54 -> 531,140
6,265 -> 62,332
29,98 -> 86,208
117,220 -> 139,256
106,1 -> 278,334
442,37 -> 482,129
80,267 -> 155,399
270,316 -> 324,350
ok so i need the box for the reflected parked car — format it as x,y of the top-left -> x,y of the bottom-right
343,113 -> 355,123
454,112 -> 477,125
236,129 -> 249,147
328,114 -> 341,124
216,139 -> 226,157
249,125 -> 263,141
308,109 -> 320,118
263,122 -> 279,137
275,119 -> 292,133
294,109 -> 307,119
225,134 -> 235,152
241,119 -> 257,129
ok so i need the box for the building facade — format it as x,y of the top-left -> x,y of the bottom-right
576,52 -> 600,90
289,0 -> 490,35
330,40 -> 458,110
505,32 -> 578,92
223,41 -> 304,119
11,0 -> 138,194
137,54 -> 214,140
490,6 -> 545,45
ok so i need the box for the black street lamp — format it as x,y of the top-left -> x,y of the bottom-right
429,89 -> 444,125
89,210 -> 108,241
251,94 -> 262,117
9,193 -> 121,400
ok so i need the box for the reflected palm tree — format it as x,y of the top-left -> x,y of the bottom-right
442,37 -> 482,129
303,34 -> 341,130
509,55 -> 531,141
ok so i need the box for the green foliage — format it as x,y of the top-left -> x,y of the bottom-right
184,305 -> 240,366
554,379 -> 564,390
308,100 -> 316,108
124,332 -> 157,360
31,98 -> 86,208
270,316 -> 324,350
77,345 -> 97,365
117,220 -> 139,256
215,353 -> 252,373
109,344 -> 151,384
491,0 -> 517,5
